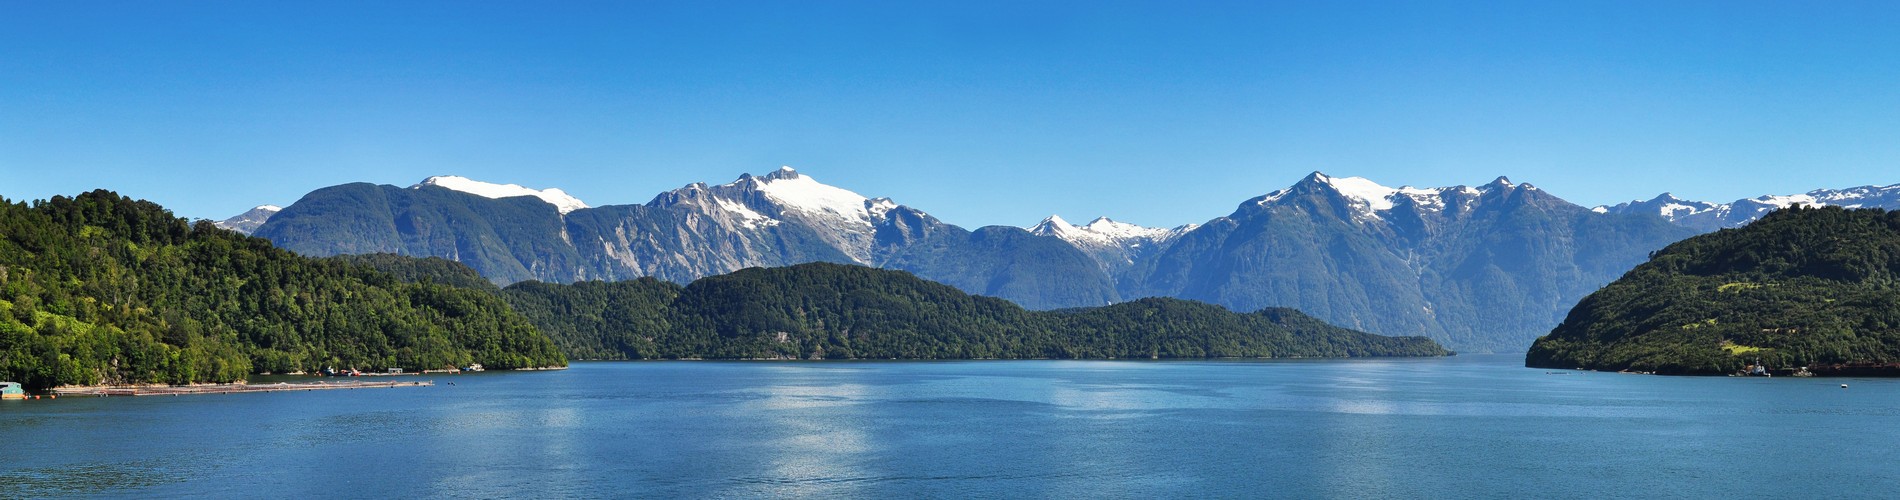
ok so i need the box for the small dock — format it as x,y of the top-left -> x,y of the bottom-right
53,380 -> 432,397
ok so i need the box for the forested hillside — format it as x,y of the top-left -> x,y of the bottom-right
1527,206 -> 1900,375
503,262 -> 1451,360
0,191 -> 566,391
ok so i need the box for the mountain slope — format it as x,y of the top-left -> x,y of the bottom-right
1121,173 -> 1697,352
255,182 -> 585,285
502,262 -> 1450,360
1527,206 -> 1900,375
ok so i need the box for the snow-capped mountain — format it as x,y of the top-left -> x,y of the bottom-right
1599,183 -> 1900,232
1121,171 -> 1692,352
1029,215 -> 1180,246
253,167 -> 1115,309
1028,215 -> 1193,272
649,167 -> 914,264
1246,172 -> 1522,224
213,205 -> 281,234
413,175 -> 589,214
246,167 -> 1697,352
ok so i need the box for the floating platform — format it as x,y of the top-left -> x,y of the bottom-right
52,380 -> 432,397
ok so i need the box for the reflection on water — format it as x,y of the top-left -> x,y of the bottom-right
736,381 -> 877,497
2,356 -> 1898,497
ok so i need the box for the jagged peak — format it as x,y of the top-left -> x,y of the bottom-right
1028,215 -> 1076,235
412,175 -> 588,214
1030,214 -> 1177,244
761,165 -> 802,181
1249,172 -> 1552,219
1292,171 -> 1438,212
700,167 -> 883,225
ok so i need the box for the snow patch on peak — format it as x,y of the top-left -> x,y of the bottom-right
1031,214 -> 1076,231
868,197 -> 900,218
1082,217 -> 1175,240
760,165 -> 802,181
214,204 -> 284,235
1318,174 -> 1405,212
713,197 -> 780,229
414,176 -> 588,214
1302,172 -> 1449,214
1749,193 -> 1819,209
751,169 -> 877,225
1031,215 -> 1179,246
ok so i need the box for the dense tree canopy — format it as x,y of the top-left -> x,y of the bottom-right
0,191 -> 566,391
1527,206 -> 1900,375
504,262 -> 1451,360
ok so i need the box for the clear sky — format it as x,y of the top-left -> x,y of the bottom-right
5,1 -> 1900,229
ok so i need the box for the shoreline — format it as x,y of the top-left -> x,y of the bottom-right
52,380 -> 433,397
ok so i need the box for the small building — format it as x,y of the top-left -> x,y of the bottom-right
1,382 -> 24,400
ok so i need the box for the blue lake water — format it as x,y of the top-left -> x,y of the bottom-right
3,354 -> 1897,498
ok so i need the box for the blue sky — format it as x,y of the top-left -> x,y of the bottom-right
5,1 -> 1899,228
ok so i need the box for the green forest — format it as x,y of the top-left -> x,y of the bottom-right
1527,206 -> 1900,375
501,262 -> 1451,360
0,191 -> 566,391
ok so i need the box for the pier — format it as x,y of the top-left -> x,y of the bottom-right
52,380 -> 432,397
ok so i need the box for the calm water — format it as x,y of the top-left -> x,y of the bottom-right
3,355 -> 1896,498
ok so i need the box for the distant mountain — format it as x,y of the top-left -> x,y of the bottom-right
1528,206 -> 1900,375
415,175 -> 589,213
1027,215 -> 1194,274
1116,173 -> 1696,352
252,167 -> 1115,309
502,262 -> 1451,360
213,205 -> 280,234
248,168 -> 1698,352
1598,183 -> 1900,232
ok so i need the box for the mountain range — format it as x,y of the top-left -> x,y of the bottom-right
1596,184 -> 1900,232
250,168 -> 1118,311
225,168 -> 1893,352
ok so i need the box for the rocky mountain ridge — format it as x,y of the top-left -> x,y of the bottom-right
1598,183 -> 1900,232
